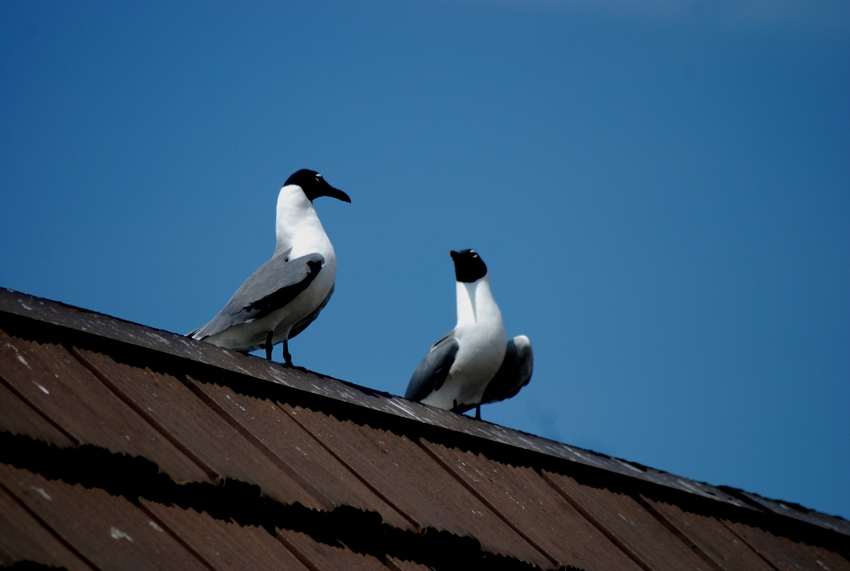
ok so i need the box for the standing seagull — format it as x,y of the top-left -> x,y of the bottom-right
189,169 -> 350,366
405,250 -> 514,420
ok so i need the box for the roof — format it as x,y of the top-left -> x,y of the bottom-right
0,287 -> 848,571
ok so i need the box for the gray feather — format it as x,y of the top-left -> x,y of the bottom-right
405,336 -> 459,402
190,251 -> 324,340
286,282 -> 335,340
454,335 -> 533,413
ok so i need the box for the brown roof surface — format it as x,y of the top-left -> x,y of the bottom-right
1,287 -> 848,571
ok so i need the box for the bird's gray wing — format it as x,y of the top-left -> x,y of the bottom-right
190,252 -> 324,340
287,283 -> 334,340
482,335 -> 533,404
405,335 -> 459,402
455,335 -> 533,413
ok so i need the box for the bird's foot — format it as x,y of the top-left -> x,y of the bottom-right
282,339 -> 294,367
279,355 -> 308,373
265,331 -> 273,361
475,404 -> 481,421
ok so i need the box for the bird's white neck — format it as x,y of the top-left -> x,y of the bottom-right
455,273 -> 502,327
274,184 -> 334,260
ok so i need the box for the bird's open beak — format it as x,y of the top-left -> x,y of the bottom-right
320,181 -> 351,203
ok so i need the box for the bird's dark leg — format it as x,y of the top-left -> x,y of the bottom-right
475,404 -> 481,421
265,331 -> 273,361
283,338 -> 293,367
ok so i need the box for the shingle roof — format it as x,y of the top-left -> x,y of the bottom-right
1,287 -> 848,571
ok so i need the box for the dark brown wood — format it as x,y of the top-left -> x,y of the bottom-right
0,485 -> 92,570
143,499 -> 309,571
186,376 -> 413,529
0,329 -> 208,483
423,438 -> 643,571
276,528 -> 389,571
0,288 -> 771,509
0,374 -> 76,447
642,495 -> 774,571
283,403 -> 552,568
723,519 -> 850,571
544,469 -> 712,571
0,463 -> 209,571
75,348 -> 321,510
2,287 -> 848,571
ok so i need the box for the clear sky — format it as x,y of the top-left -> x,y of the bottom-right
1,1 -> 848,519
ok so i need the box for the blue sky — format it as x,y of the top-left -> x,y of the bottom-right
1,1 -> 848,519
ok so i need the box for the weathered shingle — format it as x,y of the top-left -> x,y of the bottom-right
0,483 -> 90,571
0,463 -> 209,571
142,500 -> 309,571
423,439 -> 642,570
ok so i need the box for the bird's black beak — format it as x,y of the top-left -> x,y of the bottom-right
318,180 -> 351,203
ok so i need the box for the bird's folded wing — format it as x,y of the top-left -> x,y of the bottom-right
405,335 -> 459,402
191,253 -> 324,339
288,283 -> 335,340
454,335 -> 533,413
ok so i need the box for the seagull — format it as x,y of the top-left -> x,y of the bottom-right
189,169 -> 350,366
406,249 -> 533,420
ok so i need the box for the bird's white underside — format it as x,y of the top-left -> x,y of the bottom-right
420,273 -> 507,409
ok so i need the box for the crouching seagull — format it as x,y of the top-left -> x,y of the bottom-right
188,169 -> 350,366
405,250 -> 534,420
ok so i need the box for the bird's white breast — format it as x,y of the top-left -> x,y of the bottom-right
421,273 -> 507,409
269,184 -> 337,343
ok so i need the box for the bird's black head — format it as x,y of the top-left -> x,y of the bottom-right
450,249 -> 488,283
284,169 -> 351,203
